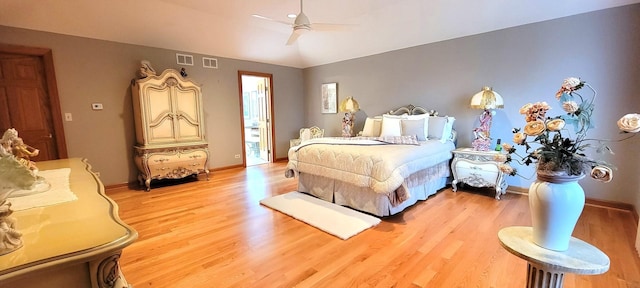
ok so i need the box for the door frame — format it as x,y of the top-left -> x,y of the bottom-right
237,71 -> 275,167
0,43 -> 68,158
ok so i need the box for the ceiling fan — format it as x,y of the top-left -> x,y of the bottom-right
252,0 -> 352,45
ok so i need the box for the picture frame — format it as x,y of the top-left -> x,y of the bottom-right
321,82 -> 337,114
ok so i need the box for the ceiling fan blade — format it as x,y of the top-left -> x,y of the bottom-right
251,14 -> 292,26
286,30 -> 302,45
310,23 -> 355,31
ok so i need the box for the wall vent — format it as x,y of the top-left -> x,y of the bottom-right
202,57 -> 218,69
176,53 -> 194,66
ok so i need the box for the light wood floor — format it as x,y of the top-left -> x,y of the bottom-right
107,162 -> 640,288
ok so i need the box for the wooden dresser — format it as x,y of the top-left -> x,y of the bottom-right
0,158 -> 138,288
131,69 -> 210,191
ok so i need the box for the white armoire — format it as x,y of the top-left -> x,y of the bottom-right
131,69 -> 209,191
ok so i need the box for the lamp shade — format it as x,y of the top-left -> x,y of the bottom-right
470,87 -> 504,109
339,96 -> 360,112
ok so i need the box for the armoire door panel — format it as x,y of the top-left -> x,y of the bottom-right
177,120 -> 200,140
146,88 -> 173,124
174,89 -> 198,120
148,117 -> 176,142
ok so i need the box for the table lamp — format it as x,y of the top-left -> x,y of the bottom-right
339,96 -> 360,137
470,86 -> 504,151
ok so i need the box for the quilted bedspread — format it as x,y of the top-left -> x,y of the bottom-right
285,137 -> 455,194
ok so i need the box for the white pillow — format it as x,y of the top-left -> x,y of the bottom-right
401,119 -> 426,140
380,115 -> 405,137
428,116 -> 455,143
405,114 -> 429,140
361,117 -> 383,137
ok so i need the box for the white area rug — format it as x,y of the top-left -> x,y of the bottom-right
8,168 -> 77,211
260,191 -> 381,240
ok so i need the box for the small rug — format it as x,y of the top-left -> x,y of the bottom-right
260,191 -> 381,240
8,168 -> 77,211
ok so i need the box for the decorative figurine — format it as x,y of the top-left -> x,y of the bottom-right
472,109 -> 493,151
139,60 -> 157,78
180,67 -> 188,77
0,128 -> 48,255
11,137 -> 39,172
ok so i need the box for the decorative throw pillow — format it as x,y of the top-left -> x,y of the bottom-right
361,117 -> 383,137
428,116 -> 456,142
401,119 -> 426,141
405,114 -> 429,140
380,115 -> 405,137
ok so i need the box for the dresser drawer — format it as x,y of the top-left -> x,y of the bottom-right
456,166 -> 499,184
147,149 -> 207,179
456,160 -> 499,173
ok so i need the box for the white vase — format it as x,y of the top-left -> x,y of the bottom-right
528,172 -> 585,251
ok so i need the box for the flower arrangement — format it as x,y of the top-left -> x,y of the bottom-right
496,77 -> 639,182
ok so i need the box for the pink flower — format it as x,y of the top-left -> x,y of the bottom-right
562,101 -> 579,113
590,166 -> 613,183
546,119 -> 565,131
513,132 -> 526,145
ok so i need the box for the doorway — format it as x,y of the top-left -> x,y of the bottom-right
0,44 -> 67,160
238,71 -> 274,166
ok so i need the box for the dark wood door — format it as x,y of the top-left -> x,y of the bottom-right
0,48 -> 65,161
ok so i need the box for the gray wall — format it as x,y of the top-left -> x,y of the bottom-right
0,26 -> 304,187
1,4 -> 638,205
302,5 -> 640,204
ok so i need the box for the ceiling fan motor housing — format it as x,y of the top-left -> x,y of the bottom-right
294,12 -> 311,30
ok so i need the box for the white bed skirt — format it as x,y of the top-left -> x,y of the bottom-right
297,161 -> 450,217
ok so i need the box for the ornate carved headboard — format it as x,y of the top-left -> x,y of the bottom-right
387,104 -> 439,116
386,104 -> 456,143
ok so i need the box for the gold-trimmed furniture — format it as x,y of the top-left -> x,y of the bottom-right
0,158 -> 138,288
289,126 -> 324,147
131,69 -> 209,191
451,148 -> 507,199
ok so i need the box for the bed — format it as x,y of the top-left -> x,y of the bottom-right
285,105 -> 456,217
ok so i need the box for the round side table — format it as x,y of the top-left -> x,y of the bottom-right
498,226 -> 609,288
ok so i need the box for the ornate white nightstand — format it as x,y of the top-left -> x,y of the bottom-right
451,148 -> 508,199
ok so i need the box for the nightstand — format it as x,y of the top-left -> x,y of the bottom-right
451,148 -> 508,200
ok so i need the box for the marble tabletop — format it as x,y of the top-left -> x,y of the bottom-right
498,226 -> 610,275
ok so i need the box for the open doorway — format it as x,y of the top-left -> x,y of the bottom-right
238,71 -> 274,166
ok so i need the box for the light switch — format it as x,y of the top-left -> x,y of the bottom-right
91,103 -> 104,110
65,113 -> 72,121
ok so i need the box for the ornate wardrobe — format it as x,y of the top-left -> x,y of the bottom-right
131,69 -> 209,191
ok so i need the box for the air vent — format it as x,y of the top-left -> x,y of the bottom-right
202,57 -> 218,69
176,53 -> 194,66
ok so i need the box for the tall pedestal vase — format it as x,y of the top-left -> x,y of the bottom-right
528,172 -> 585,251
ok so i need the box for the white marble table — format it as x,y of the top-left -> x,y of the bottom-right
498,226 -> 609,288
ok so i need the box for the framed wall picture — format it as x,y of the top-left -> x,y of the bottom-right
321,82 -> 337,113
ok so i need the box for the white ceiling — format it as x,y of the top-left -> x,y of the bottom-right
1,0 -> 639,68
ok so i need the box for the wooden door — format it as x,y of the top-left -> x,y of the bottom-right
0,48 -> 66,161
